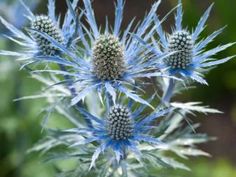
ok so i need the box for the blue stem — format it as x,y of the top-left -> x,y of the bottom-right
162,78 -> 175,104
105,91 -> 114,114
59,64 -> 93,128
59,64 -> 76,96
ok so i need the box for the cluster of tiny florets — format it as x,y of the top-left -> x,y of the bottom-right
165,30 -> 193,69
92,34 -> 126,80
31,15 -> 64,56
107,105 -> 133,140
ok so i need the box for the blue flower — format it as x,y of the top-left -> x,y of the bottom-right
0,0 -> 78,68
38,0 -> 169,107
66,97 -> 170,168
153,0 -> 235,85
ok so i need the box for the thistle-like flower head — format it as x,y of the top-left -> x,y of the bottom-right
153,0 -> 235,84
66,98 -> 170,168
50,0 -> 164,107
0,0 -> 78,65
92,34 -> 126,80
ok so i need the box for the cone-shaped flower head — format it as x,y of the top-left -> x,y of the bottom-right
107,105 -> 133,140
31,15 -> 64,56
165,30 -> 193,69
92,34 -> 126,80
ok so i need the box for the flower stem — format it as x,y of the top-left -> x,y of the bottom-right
58,64 -> 75,94
59,64 -> 93,128
162,78 -> 176,104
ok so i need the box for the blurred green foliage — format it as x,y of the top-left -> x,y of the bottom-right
152,159 -> 236,177
0,0 -> 236,177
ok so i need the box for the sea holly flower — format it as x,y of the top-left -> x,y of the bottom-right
0,0 -> 79,67
64,98 -> 170,169
38,0 -> 170,107
29,96 -> 215,175
153,0 -> 235,85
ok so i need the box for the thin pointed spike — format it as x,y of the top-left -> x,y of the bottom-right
194,26 -> 226,53
0,16 -> 31,42
114,0 -> 124,36
65,0 -> 79,47
192,3 -> 214,40
200,55 -> 236,68
195,42 -> 236,63
175,0 -> 183,31
89,143 -> 106,170
153,15 -> 168,48
48,0 -> 56,22
136,0 -> 161,36
83,0 -> 99,38
190,72 -> 208,85
20,0 -> 35,19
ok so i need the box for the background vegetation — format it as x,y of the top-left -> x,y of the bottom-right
0,0 -> 236,176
